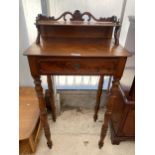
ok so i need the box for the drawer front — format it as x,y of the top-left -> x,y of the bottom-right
37,58 -> 118,75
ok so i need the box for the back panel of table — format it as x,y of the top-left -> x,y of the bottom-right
40,25 -> 114,39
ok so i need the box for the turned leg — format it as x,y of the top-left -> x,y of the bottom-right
94,75 -> 104,122
33,76 -> 52,149
107,76 -> 112,94
47,75 -> 56,122
98,79 -> 119,149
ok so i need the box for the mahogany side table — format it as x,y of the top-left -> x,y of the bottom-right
24,10 -> 131,149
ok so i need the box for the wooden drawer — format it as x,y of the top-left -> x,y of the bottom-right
37,58 -> 118,75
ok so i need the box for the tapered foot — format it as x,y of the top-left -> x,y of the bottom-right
53,117 -> 56,122
93,114 -> 98,122
111,140 -> 120,145
47,141 -> 52,149
98,141 -> 104,149
111,138 -> 120,145
51,105 -> 56,122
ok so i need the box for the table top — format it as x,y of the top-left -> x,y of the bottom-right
19,87 -> 39,140
24,38 -> 131,58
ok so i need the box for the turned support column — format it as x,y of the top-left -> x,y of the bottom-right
98,78 -> 119,149
47,75 -> 56,122
107,76 -> 112,94
33,76 -> 52,149
94,75 -> 104,121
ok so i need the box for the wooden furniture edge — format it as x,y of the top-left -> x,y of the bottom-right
35,10 -> 121,45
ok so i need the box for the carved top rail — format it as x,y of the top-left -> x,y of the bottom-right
36,10 -> 120,23
35,10 -> 121,45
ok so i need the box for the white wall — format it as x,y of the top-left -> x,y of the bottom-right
120,0 -> 135,46
20,0 -> 41,86
49,0 -> 123,18
19,0 -> 33,86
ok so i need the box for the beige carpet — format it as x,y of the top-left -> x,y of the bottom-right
28,108 -> 134,155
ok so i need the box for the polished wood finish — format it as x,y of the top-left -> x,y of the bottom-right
25,38 -> 130,57
110,78 -> 135,144
19,87 -> 39,140
98,56 -> 127,148
94,75 -> 104,122
19,87 -> 42,153
47,75 -> 56,122
35,10 -> 120,45
33,76 -> 52,148
37,57 -> 119,75
24,10 -> 131,149
36,10 -> 118,23
94,75 -> 112,122
20,119 -> 42,153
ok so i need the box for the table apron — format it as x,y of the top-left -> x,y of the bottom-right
36,58 -> 119,75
